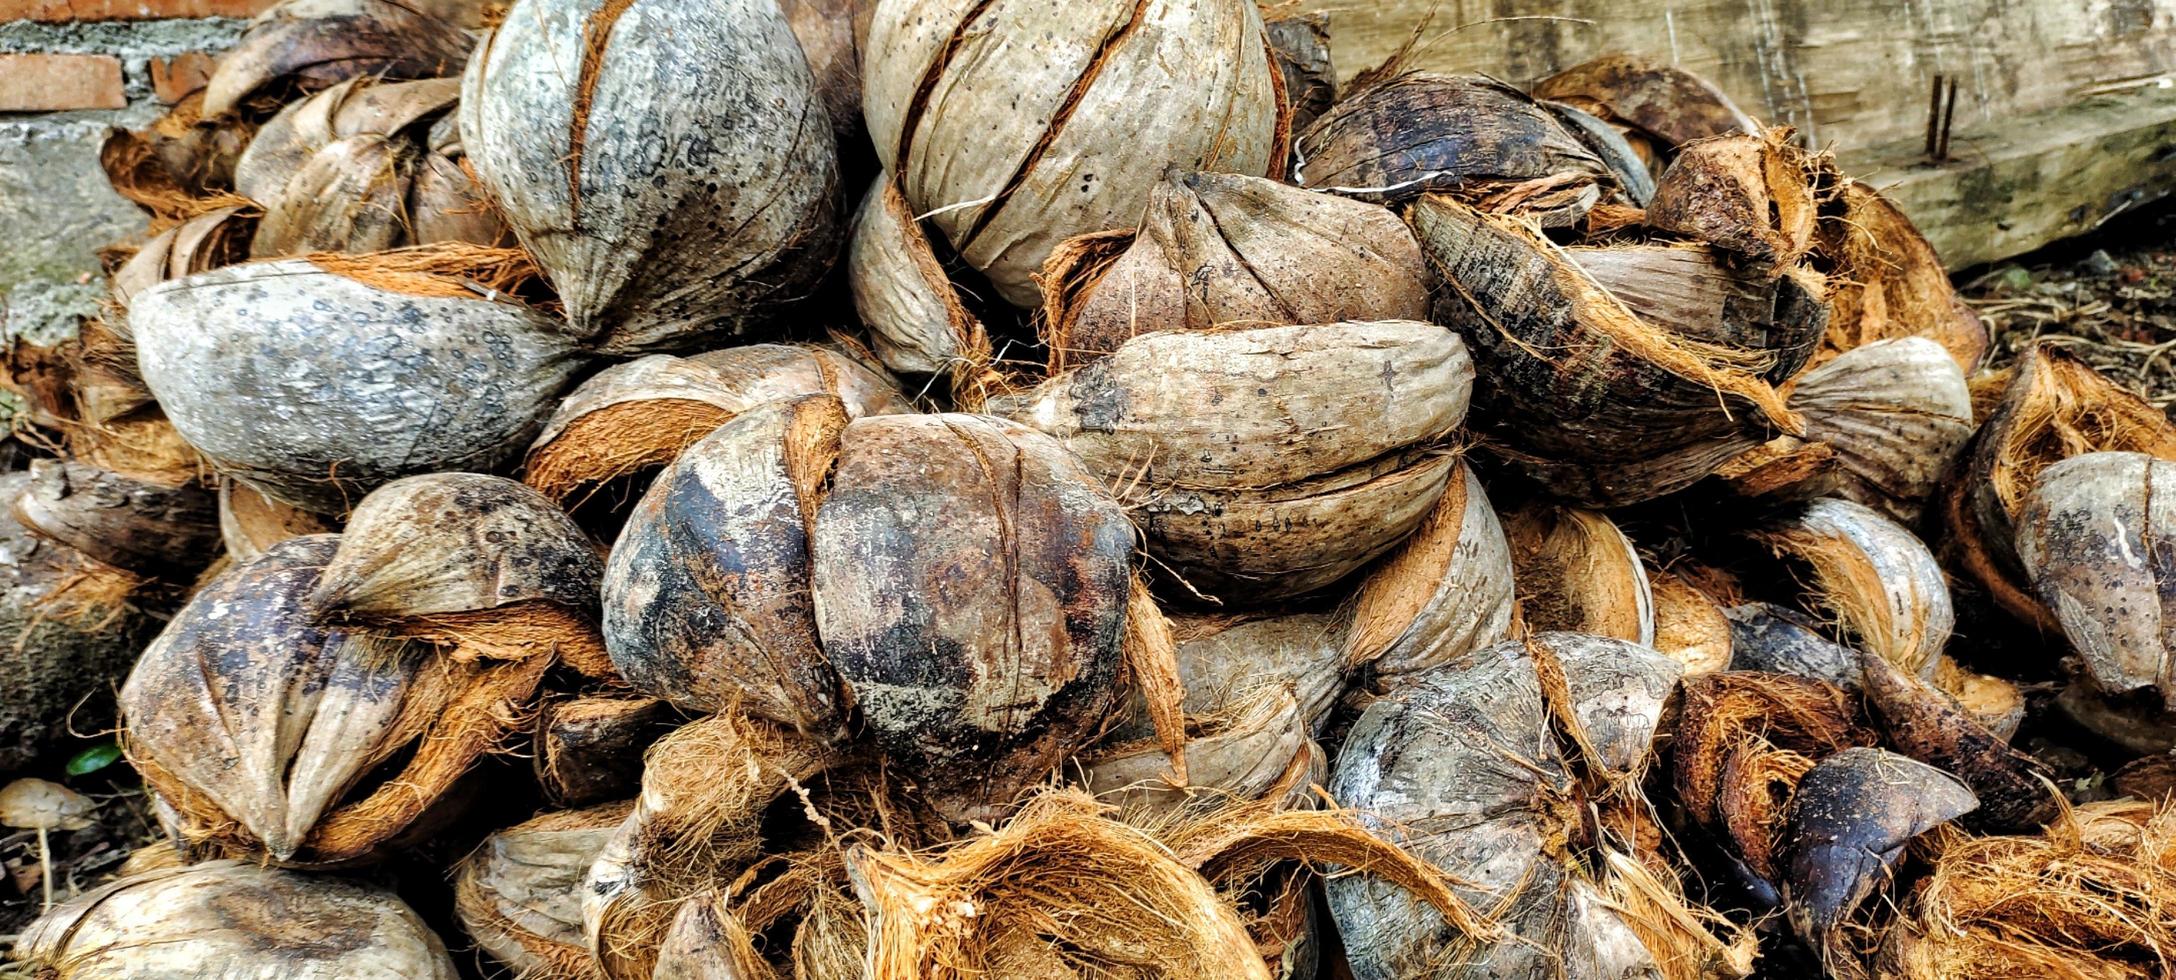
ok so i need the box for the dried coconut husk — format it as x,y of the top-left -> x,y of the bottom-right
778,0 -> 870,151
235,77 -> 458,202
2016,451 -> 2176,709
1153,610 -> 1345,734
991,321 -> 1471,603
1672,671 -> 1872,842
1502,499 -> 1655,645
1410,193 -> 1808,506
99,93 -> 256,225
0,472 -> 164,772
1652,570 -> 1734,677
1752,497 -> 1953,679
1543,99 -> 1658,206
202,0 -> 481,119
524,343 -> 909,509
584,712 -> 851,980
1813,179 -> 1988,372
1928,656 -> 2026,741
1343,460 -> 1515,687
18,859 -> 457,979
533,694 -> 674,807
846,173 -> 992,386
110,205 -> 255,308
1295,72 -> 1611,220
1946,344 -> 2176,633
863,0 -> 1286,307
1084,686 -> 1314,814
1646,130 -> 1818,274
1722,337 -> 1974,523
307,473 -> 612,678
814,414 -> 1133,823
2059,681 -> 2176,755
1724,602 -> 1863,691
455,801 -> 629,979
10,459 -> 217,581
1715,737 -> 1816,882
1859,650 -> 2053,832
1778,747 -> 1978,979
603,397 -> 851,733
1531,54 -> 1759,154
1264,12 -> 1335,133
123,535 -> 549,864
1567,243 -> 1827,384
131,250 -> 586,514
462,0 -> 839,353
1039,171 -> 1428,370
219,477 -> 335,563
1882,798 -> 2176,980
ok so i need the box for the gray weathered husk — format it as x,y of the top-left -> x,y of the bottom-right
1344,461 -> 1515,688
862,0 -> 1284,306
1265,13 -> 1335,132
110,205 -> 254,309
461,0 -> 841,353
1543,99 -> 1657,206
1112,609 -> 1346,742
201,0 -> 481,118
604,397 -> 850,733
234,77 -> 459,204
1084,686 -> 1313,814
19,859 -> 457,979
2017,451 -> 2176,710
454,801 -> 631,979
812,413 -> 1133,824
131,258 -> 585,514
10,460 -> 218,581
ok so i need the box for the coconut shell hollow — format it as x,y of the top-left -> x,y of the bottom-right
461,0 -> 841,353
2017,451 -> 2176,711
862,0 -> 1285,306
813,413 -> 1134,824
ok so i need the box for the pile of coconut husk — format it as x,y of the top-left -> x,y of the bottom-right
0,1 -> 2170,977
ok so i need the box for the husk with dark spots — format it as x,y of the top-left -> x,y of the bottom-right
2017,451 -> 2176,711
1859,649 -> 2054,832
1645,130 -> 1817,274
1724,602 -> 1862,691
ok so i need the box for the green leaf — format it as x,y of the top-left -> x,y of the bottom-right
65,741 -> 122,777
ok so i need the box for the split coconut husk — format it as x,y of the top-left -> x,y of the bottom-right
110,204 -> 255,309
10,459 -> 218,582
1725,602 -> 1863,691
862,0 -> 1286,306
1410,193 -> 1812,506
846,173 -> 992,387
813,413 -> 1133,823
1778,747 -> 1978,979
1265,12 -> 1336,132
461,0 -> 840,353
18,859 -> 457,978
130,250 -> 586,514
306,473 -> 612,678
1343,460 -> 1515,688
1038,170 -> 1429,370
122,535 -> 549,864
455,800 -> 632,979
1720,337 -> 1974,523
1859,649 -> 2054,832
0,471 -> 165,772
1672,671 -> 1873,883
1294,72 -> 1613,223
99,94 -> 257,225
1147,610 -> 1346,734
1813,179 -> 1988,372
218,477 -> 336,563
533,694 -> 675,807
603,396 -> 854,733
1945,343 -> 2176,633
1567,242 -> 1828,384
1532,53 -> 1758,172
1083,685 -> 1316,815
525,343 -> 908,510
201,0 -> 483,119
1645,130 -> 1818,274
2017,451 -> 2176,711
1651,570 -> 1736,677
991,321 -> 1471,603
1501,499 -> 1656,645
1751,497 -> 1953,680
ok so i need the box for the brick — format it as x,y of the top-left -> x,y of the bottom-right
0,55 -> 125,112
148,52 -> 215,103
0,0 -> 276,19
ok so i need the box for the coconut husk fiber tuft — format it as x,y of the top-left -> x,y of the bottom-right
1501,498 -> 1655,646
1752,497 -> 1953,680
1344,459 -> 1516,688
1812,178 -> 1988,372
99,94 -> 256,229
1672,671 -> 1873,860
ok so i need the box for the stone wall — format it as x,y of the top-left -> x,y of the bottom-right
0,1 -> 269,344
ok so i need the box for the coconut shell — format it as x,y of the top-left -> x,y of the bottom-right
992,321 -> 1470,602
863,0 -> 1285,306
462,0 -> 840,353
1502,500 -> 1655,646
2017,451 -> 2176,709
1531,54 -> 1760,152
533,694 -> 675,807
1859,650 -> 2054,832
1410,193 -> 1808,506
10,460 -> 217,581
122,535 -> 547,864
2057,681 -> 2176,755
779,0 -> 869,150
308,473 -> 610,676
1652,571 -> 1735,677
1945,344 -> 2176,633
1041,171 -> 1429,369
131,256 -> 585,515
202,0 -> 480,119
1295,73 -> 1610,216
1265,13 -> 1335,133
1725,602 -> 1862,691
1778,747 -> 1977,978
1646,130 -> 1817,274
1814,179 -> 1988,372
1930,656 -> 2027,742
604,397 -> 851,733
247,133 -> 418,256
813,413 -> 1132,823
455,801 -> 630,979
110,205 -> 255,309
1755,498 -> 1953,680
19,859 -> 456,979
846,173 -> 989,382
1345,461 -> 1516,687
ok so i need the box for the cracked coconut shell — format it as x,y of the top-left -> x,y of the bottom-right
1411,192 -> 1817,506
1859,649 -> 2054,832
991,320 -> 1471,603
1040,170 -> 1429,369
461,0 -> 840,353
2017,451 -> 2176,712
1344,460 -> 1516,689
455,800 -> 631,979
862,0 -> 1285,307
110,205 -> 254,309
131,254 -> 586,515
814,413 -> 1135,823
201,0 -> 482,119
